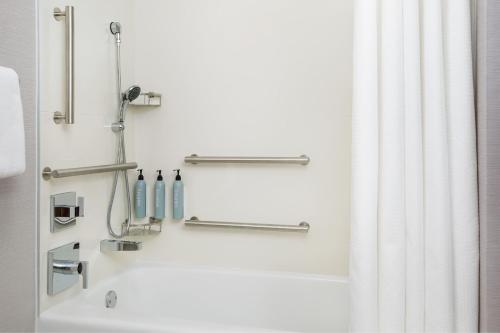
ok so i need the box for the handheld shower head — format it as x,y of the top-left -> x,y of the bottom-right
118,85 -> 142,121
124,85 -> 141,102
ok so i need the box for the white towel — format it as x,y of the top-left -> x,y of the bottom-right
0,66 -> 25,178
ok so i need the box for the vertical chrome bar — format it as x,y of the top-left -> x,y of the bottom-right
53,6 -> 75,124
66,6 -> 74,124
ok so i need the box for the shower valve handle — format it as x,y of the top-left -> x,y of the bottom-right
78,261 -> 88,289
52,259 -> 88,289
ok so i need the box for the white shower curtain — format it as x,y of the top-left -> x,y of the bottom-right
350,0 -> 479,332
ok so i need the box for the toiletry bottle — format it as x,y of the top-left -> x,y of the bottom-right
134,169 -> 146,218
154,170 -> 166,220
173,169 -> 184,220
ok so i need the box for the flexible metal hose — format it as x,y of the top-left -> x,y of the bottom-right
106,28 -> 132,238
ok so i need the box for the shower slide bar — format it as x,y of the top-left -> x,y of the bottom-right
185,216 -> 310,232
185,154 -> 310,165
53,6 -> 75,124
42,162 -> 138,180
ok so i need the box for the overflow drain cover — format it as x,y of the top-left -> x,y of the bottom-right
105,290 -> 117,308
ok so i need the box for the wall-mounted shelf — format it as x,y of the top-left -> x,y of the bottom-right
130,92 -> 161,107
124,217 -> 163,236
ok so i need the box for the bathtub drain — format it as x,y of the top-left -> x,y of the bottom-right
105,290 -> 117,308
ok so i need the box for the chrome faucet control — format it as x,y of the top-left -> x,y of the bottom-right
52,259 -> 88,289
48,242 -> 89,295
50,192 -> 84,233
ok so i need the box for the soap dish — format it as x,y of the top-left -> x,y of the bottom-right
124,217 -> 163,236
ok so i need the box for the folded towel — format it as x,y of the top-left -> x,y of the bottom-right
0,66 -> 25,178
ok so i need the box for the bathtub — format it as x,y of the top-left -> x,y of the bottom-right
38,263 -> 349,332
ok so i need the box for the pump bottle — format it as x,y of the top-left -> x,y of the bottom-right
154,170 -> 166,220
173,169 -> 184,220
134,169 -> 146,218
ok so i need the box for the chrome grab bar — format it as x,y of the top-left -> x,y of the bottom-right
53,6 -> 74,124
185,216 -> 310,232
185,154 -> 310,165
42,162 -> 138,180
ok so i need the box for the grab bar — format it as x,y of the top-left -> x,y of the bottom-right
185,216 -> 310,232
42,162 -> 138,180
53,6 -> 75,124
185,154 -> 310,165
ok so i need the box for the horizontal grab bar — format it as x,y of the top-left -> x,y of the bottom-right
42,162 -> 138,180
185,154 -> 310,165
185,216 -> 310,232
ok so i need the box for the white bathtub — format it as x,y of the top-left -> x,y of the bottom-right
38,263 -> 349,332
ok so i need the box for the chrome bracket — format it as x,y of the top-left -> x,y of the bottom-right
50,192 -> 84,232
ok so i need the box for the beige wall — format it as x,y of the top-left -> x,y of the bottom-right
0,0 -> 37,331
130,0 -> 352,275
478,1 -> 500,332
38,0 -> 352,312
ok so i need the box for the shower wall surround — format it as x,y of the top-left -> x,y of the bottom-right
39,0 -> 352,311
38,0 -> 137,311
128,0 -> 352,274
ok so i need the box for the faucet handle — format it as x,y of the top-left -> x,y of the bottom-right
78,261 -> 88,289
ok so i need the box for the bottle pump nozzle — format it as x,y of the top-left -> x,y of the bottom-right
173,169 -> 181,181
137,169 -> 144,180
156,170 -> 163,181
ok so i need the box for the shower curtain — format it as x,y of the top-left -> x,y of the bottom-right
350,0 -> 478,332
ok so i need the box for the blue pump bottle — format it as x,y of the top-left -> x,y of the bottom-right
134,169 -> 146,218
172,169 -> 184,220
154,170 -> 166,220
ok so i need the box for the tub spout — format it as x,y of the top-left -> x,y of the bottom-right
100,239 -> 143,252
